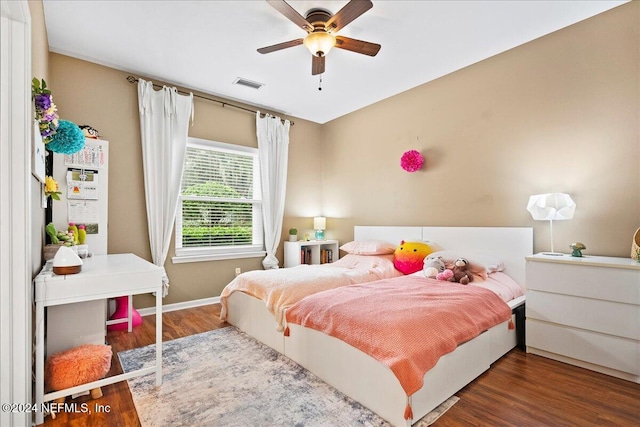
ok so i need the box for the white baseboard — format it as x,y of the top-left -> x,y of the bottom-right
138,296 -> 220,317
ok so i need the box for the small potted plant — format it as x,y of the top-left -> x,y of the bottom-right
570,242 -> 586,257
288,228 -> 298,242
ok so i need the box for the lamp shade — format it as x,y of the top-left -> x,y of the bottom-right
313,217 -> 326,230
303,32 -> 336,56
527,193 -> 576,221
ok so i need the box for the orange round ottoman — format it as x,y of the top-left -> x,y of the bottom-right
45,344 -> 112,403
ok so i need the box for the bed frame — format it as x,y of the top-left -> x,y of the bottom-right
225,226 -> 424,353
226,226 -> 532,426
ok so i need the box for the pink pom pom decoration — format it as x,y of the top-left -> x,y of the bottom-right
400,150 -> 424,172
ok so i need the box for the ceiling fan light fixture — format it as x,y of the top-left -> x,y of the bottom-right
303,32 -> 336,57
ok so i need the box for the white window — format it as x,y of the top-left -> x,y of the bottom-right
173,137 -> 264,263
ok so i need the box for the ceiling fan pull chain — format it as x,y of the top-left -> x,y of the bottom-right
318,74 -> 323,91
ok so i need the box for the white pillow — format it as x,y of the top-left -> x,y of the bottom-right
428,250 -> 505,274
340,240 -> 396,255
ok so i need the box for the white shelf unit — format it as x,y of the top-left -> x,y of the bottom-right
49,138 -> 109,357
284,240 -> 339,268
525,253 -> 640,383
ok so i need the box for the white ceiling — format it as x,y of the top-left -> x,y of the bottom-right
42,1 -> 626,124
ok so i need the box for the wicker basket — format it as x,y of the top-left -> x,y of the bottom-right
43,244 -> 62,261
631,227 -> 640,260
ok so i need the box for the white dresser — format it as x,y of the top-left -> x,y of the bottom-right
525,253 -> 640,383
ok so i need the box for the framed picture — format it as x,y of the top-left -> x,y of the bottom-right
32,120 -> 46,183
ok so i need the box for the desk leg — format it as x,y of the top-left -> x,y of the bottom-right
35,301 -> 45,425
127,295 -> 133,332
155,289 -> 162,385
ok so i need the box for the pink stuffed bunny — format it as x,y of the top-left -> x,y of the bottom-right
436,269 -> 454,282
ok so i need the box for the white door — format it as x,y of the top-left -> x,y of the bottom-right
0,2 -> 33,426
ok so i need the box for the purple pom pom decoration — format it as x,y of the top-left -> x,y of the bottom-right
34,94 -> 51,110
46,120 -> 85,154
32,79 -> 59,143
400,150 -> 424,172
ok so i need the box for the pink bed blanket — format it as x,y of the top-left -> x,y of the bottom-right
219,254 -> 401,330
285,275 -> 512,405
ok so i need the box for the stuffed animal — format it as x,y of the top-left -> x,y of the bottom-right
452,258 -> 474,285
436,269 -> 454,281
393,240 -> 432,274
423,255 -> 445,278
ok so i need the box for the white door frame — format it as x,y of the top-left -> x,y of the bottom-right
0,1 -> 33,426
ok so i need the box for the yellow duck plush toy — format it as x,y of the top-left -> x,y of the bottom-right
393,240 -> 432,275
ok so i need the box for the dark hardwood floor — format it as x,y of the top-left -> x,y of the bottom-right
42,304 -> 640,426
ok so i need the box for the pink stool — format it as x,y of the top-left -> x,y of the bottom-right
107,296 -> 142,331
45,344 -> 112,419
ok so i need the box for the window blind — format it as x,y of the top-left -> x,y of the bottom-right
176,140 -> 262,252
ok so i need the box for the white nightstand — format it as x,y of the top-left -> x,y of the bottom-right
525,253 -> 640,383
284,240 -> 339,268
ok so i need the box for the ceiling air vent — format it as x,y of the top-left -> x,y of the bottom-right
233,77 -> 265,90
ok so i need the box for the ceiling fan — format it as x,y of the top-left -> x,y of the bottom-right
257,0 -> 381,75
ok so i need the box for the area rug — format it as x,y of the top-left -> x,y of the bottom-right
119,327 -> 458,426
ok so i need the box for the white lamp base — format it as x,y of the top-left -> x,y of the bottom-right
544,220 -> 565,257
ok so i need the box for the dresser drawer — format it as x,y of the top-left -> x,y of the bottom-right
526,261 -> 640,304
527,319 -> 640,375
526,290 -> 640,340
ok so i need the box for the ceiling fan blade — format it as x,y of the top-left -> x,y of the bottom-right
335,36 -> 380,56
325,0 -> 373,33
257,38 -> 304,54
312,55 -> 325,75
267,0 -> 312,32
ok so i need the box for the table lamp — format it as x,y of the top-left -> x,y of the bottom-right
527,193 -> 576,255
314,216 -> 326,240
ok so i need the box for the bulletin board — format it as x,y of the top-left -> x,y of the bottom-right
52,139 -> 109,255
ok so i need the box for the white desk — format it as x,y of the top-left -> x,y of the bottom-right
34,253 -> 163,425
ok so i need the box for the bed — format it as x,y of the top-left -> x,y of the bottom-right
283,226 -> 532,427
219,226 -> 420,353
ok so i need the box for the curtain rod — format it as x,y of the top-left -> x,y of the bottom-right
125,75 -> 294,126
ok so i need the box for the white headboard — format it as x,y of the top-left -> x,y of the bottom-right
354,226 -> 422,245
354,226 -> 533,287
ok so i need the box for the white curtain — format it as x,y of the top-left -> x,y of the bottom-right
256,112 -> 290,269
138,79 -> 194,296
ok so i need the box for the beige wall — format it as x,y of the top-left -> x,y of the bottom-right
45,2 -> 638,308
49,54 -> 323,306
29,0 -> 49,276
322,2 -> 639,257
29,0 -> 48,80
